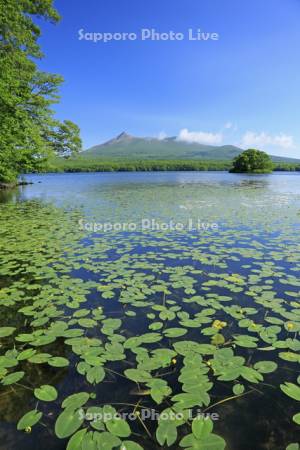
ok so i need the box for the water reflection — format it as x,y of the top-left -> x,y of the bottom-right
0,187 -> 23,204
12,172 -> 300,226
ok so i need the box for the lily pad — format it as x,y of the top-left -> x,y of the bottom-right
34,385 -> 58,402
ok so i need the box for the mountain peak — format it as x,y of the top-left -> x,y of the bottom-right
116,131 -> 132,141
102,131 -> 134,146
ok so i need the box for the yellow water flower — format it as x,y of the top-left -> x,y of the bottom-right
171,358 -> 177,365
226,275 -> 243,284
287,322 -> 294,331
212,320 -> 227,330
25,427 -> 32,434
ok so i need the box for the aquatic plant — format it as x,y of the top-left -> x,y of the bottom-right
0,175 -> 299,449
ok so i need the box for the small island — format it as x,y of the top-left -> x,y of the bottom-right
230,149 -> 273,174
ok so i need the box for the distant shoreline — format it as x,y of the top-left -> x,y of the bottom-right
44,158 -> 300,174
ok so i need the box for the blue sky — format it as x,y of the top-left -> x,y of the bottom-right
37,0 -> 300,157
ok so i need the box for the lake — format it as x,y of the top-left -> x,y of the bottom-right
0,172 -> 299,450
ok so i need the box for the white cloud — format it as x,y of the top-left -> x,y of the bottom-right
157,131 -> 167,140
177,128 -> 223,145
241,131 -> 295,150
223,121 -> 238,132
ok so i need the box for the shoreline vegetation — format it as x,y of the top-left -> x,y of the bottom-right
44,157 -> 300,174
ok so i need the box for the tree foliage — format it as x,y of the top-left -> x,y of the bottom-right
0,0 -> 82,183
230,149 -> 273,174
47,120 -> 82,158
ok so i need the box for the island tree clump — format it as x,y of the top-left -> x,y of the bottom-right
230,149 -> 273,174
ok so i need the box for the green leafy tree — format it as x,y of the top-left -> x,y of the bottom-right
47,120 -> 82,158
0,0 -> 82,183
230,149 -> 273,174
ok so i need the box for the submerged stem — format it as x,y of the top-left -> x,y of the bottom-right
15,383 -> 34,392
203,389 -> 255,412
137,414 -> 152,438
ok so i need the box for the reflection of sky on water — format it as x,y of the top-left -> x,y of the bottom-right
6,171 -> 300,228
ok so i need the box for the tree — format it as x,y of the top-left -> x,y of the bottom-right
0,0 -> 82,183
47,120 -> 82,158
230,149 -> 273,174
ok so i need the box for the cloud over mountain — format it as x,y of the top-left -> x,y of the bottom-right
177,128 -> 223,145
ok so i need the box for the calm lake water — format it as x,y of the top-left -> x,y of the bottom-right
0,172 -> 299,450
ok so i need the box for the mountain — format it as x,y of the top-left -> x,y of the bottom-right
81,132 -> 300,163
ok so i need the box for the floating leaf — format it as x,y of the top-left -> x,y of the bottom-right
211,334 -> 225,346
286,444 -> 300,450
62,392 -> 90,409
0,327 -> 16,338
124,369 -> 152,383
17,349 -> 37,361
292,413 -> 300,425
2,371 -> 24,385
279,352 -> 300,363
55,408 -> 84,439
105,417 -> 131,438
120,441 -> 143,450
233,384 -> 245,395
163,328 -> 187,338
66,428 -> 87,450
192,417 -> 213,439
86,366 -> 105,384
156,420 -> 178,446
48,357 -> 70,367
34,385 -> 58,402
234,335 -> 258,348
253,361 -> 278,374
179,432 -> 226,449
17,410 -> 43,430
93,431 -> 121,449
280,383 -> 300,401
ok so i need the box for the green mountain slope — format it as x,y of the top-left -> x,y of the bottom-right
81,132 -> 300,163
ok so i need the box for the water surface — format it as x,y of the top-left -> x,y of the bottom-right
0,172 -> 299,450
